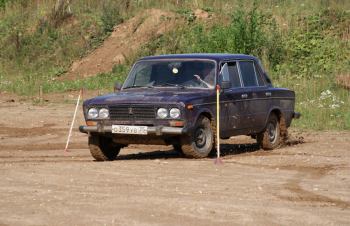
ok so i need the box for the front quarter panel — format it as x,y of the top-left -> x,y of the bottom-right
181,91 -> 216,134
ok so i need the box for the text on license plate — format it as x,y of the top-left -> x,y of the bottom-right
111,125 -> 148,135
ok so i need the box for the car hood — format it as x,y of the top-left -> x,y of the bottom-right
84,88 -> 214,106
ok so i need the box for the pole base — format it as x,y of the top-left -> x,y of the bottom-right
214,157 -> 223,165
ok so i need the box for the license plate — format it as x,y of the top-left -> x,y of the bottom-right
111,125 -> 148,135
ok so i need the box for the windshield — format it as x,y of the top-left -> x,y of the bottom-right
123,60 -> 216,89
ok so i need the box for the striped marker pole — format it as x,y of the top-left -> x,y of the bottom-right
214,85 -> 223,164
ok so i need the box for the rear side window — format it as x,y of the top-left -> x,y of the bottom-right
254,63 -> 265,86
227,62 -> 241,88
239,61 -> 258,87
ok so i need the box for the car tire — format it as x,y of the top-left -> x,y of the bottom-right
181,116 -> 215,158
257,113 -> 280,150
88,135 -> 121,161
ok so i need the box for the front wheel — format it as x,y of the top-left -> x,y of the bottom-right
88,135 -> 121,161
257,114 -> 281,150
181,116 -> 215,158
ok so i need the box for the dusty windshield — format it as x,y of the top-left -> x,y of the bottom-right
123,60 -> 216,89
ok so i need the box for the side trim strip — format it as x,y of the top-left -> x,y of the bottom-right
193,97 -> 295,106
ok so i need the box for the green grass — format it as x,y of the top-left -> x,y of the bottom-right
0,0 -> 125,95
0,0 -> 349,130
275,76 -> 350,130
42,64 -> 127,93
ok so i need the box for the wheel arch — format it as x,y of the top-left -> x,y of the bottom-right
195,108 -> 214,122
265,108 -> 283,125
186,108 -> 214,134
265,107 -> 288,138
269,108 -> 282,120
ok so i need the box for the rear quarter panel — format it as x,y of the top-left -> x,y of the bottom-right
268,87 -> 296,128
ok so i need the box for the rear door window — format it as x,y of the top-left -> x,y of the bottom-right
254,63 -> 265,86
227,62 -> 241,88
239,61 -> 258,87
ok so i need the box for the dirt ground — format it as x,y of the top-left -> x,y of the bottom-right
0,97 -> 349,226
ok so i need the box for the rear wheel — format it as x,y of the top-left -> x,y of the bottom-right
89,135 -> 121,161
257,114 -> 280,150
181,116 -> 215,158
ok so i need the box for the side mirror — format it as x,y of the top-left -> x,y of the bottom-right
221,81 -> 231,90
114,82 -> 122,92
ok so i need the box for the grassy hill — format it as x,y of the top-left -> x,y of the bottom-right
0,0 -> 349,130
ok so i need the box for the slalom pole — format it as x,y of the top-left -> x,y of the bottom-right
214,84 -> 223,165
64,89 -> 82,152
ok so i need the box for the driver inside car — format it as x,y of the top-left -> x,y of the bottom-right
193,64 -> 215,88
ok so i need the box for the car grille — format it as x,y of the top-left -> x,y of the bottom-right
109,105 -> 156,120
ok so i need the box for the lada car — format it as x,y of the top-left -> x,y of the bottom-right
79,54 -> 300,160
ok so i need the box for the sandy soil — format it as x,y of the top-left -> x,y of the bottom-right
0,98 -> 349,226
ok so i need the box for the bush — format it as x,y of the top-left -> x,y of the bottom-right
101,0 -> 123,33
138,2 -> 283,68
276,9 -> 350,78
0,0 -> 11,8
0,0 -> 5,8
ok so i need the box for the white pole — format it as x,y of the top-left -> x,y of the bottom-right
64,89 -> 82,152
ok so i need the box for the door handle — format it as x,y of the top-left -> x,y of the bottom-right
241,94 -> 248,99
265,92 -> 272,97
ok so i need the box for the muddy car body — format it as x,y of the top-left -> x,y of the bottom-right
80,54 -> 300,160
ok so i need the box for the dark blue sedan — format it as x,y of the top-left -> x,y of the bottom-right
80,54 -> 300,160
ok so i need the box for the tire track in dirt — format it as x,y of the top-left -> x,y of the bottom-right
0,158 -> 91,164
113,145 -> 350,210
218,134 -> 305,158
225,160 -> 350,208
278,164 -> 350,209
0,142 -> 87,151
0,124 -> 67,138
281,173 -> 350,209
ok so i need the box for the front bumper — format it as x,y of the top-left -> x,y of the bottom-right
79,125 -> 186,135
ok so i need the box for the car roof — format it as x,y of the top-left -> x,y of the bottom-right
139,53 -> 258,62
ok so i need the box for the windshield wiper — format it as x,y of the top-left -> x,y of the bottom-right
155,82 -> 186,89
123,85 -> 154,89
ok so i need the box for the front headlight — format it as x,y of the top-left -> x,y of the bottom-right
99,108 -> 109,119
157,108 -> 168,119
169,108 -> 181,119
87,108 -> 98,119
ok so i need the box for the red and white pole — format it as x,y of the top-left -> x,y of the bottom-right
64,89 -> 82,152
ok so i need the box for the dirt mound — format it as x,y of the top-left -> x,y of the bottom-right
336,74 -> 350,90
194,9 -> 210,20
63,9 -> 177,80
